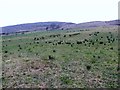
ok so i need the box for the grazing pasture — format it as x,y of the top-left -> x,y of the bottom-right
2,26 -> 118,88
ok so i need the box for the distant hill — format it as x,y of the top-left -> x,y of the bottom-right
1,20 -> 119,35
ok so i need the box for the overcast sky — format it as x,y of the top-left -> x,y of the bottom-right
0,0 -> 119,27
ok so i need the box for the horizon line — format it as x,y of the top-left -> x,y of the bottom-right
2,19 -> 118,27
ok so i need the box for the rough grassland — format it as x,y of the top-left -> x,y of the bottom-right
2,26 -> 118,88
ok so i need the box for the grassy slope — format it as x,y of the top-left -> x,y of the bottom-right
2,26 -> 118,88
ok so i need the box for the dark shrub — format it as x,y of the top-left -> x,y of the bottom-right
4,51 -> 8,53
77,41 -> 82,44
93,55 -> 95,58
19,47 -> 22,50
97,32 -> 99,34
83,41 -> 85,43
89,34 -> 92,36
48,41 -> 52,43
98,56 -> 100,59
84,39 -> 88,42
92,42 -> 94,45
107,36 -> 109,38
104,43 -> 106,45
18,55 -> 21,57
64,35 -> 66,37
41,37 -> 44,39
108,41 -> 111,43
69,35 -> 71,37
34,37 -> 36,40
99,42 -> 103,44
65,42 -> 71,44
46,27 -> 48,30
86,65 -> 91,70
96,39 -> 98,42
36,53 -> 38,56
37,38 -> 39,40
48,55 -> 55,60
90,40 -> 93,42
18,45 -> 21,47
110,47 -> 113,50
37,42 -> 39,44
58,41 -> 62,44
4,55 -> 8,57
53,50 -> 56,52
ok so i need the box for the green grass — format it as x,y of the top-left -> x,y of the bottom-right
2,26 -> 118,88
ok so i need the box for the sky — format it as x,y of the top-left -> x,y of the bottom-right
0,0 -> 119,27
